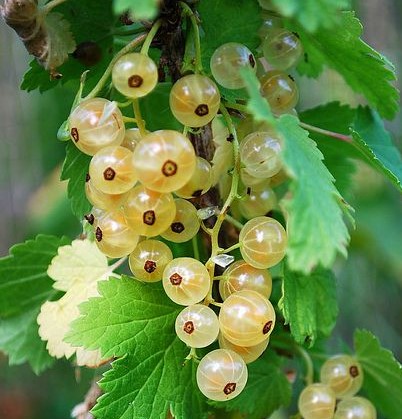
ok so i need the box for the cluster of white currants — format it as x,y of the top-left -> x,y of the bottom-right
64,1 -> 301,402
299,355 -> 376,419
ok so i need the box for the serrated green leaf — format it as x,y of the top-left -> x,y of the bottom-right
210,350 -> 291,419
60,142 -> 91,219
351,107 -> 402,191
113,0 -> 159,20
300,102 -> 357,195
66,277 -> 209,419
279,264 -> 338,346
240,67 -> 275,125
197,0 -> 261,70
354,329 -> 402,419
272,0 -> 350,32
0,235 -> 70,372
290,12 -> 399,119
277,115 -> 352,272
0,308 -> 54,374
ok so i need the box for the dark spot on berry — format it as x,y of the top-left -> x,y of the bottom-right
263,321 -> 273,334
128,74 -> 143,88
85,173 -> 90,182
144,260 -> 157,273
162,160 -> 178,177
103,167 -> 116,181
246,187 -> 251,195
71,127 -> 79,142
223,383 -> 236,395
192,189 -> 203,197
227,134 -> 234,142
143,210 -> 156,226
183,321 -> 194,334
171,222 -> 185,234
248,54 -> 256,67
349,365 -> 359,378
195,104 -> 209,117
288,74 -> 295,82
170,273 -> 182,285
95,227 -> 102,242
84,214 -> 94,225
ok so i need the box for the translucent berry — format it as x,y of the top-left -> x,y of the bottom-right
68,98 -> 125,156
219,260 -> 272,301
175,157 -> 213,198
240,169 -> 266,187
259,11 -> 283,39
196,349 -> 248,401
161,199 -> 200,243
94,210 -> 139,258
175,304 -> 219,348
162,257 -> 210,305
112,53 -> 158,98
236,115 -> 275,141
238,185 -> 277,219
334,397 -> 377,419
262,28 -> 303,70
129,239 -> 173,282
123,185 -> 176,237
132,130 -> 196,193
239,216 -> 287,269
218,332 -> 269,364
169,74 -> 220,127
85,177 -> 128,211
260,70 -> 299,114
240,131 -> 283,179
298,383 -> 336,419
210,42 -> 257,89
121,127 -> 144,152
320,354 -> 364,398
219,290 -> 275,347
89,146 -> 137,194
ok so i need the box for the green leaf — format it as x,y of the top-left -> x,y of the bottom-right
300,102 -> 357,195
290,12 -> 399,119
272,0 -> 350,32
279,264 -> 338,346
0,308 -> 54,374
211,350 -> 291,419
66,277 -> 209,419
197,0 -> 262,69
60,142 -> 91,219
0,235 -> 70,372
277,115 -> 352,273
141,82 -> 183,131
354,329 -> 402,419
351,107 -> 402,191
240,67 -> 275,125
113,0 -> 159,20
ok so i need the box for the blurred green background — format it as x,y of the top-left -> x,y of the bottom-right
0,1 -> 401,418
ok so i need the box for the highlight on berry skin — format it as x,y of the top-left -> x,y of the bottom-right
298,383 -> 337,419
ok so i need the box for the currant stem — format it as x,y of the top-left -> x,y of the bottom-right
224,102 -> 249,114
108,256 -> 128,273
122,116 -> 138,124
203,104 -> 240,306
132,99 -> 147,136
299,121 -> 353,143
140,20 -> 162,55
85,33 -> 147,100
42,0 -> 68,14
297,346 -> 314,386
219,242 -> 241,254
179,2 -> 203,73
225,214 -> 244,231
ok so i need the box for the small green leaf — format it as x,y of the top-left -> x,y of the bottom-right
66,277 -> 209,419
0,235 -> 69,373
277,115 -> 352,273
197,0 -> 261,70
290,12 -> 399,119
355,329 -> 402,419
210,350 -> 291,419
279,264 -> 338,346
60,142 -> 91,219
113,0 -> 159,20
351,107 -> 402,191
240,67 -> 275,125
272,0 -> 350,32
